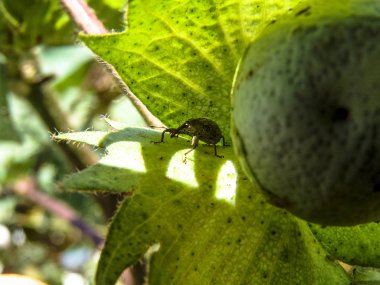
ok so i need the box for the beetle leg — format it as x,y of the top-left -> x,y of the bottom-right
221,136 -> 230,147
160,129 -> 168,142
214,144 -> 224,158
181,136 -> 198,163
183,136 -> 198,156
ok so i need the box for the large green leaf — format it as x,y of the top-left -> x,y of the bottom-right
55,127 -> 349,285
80,0 -> 302,139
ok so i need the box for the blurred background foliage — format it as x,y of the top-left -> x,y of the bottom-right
0,0 -> 145,284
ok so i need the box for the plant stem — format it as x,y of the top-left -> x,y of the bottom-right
28,81 -> 98,169
59,0 -> 107,34
13,177 -> 104,247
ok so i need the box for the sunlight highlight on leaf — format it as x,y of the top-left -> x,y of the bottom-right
166,150 -> 198,188
100,141 -> 146,172
215,160 -> 237,206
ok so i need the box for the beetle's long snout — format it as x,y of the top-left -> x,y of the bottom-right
164,128 -> 178,138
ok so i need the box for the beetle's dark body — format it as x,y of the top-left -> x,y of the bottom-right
155,118 -> 227,158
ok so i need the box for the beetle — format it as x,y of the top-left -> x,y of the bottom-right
154,118 -> 228,158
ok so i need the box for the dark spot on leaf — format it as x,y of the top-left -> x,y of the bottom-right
295,6 -> 311,16
191,252 -> 195,256
227,217 -> 232,223
332,107 -> 349,122
271,230 -> 276,235
241,216 -> 246,221
281,249 -> 289,262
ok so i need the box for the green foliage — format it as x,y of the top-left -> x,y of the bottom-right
310,223 -> 380,267
0,0 -> 127,283
0,0 -> 73,52
55,126 -> 349,285
351,266 -> 380,284
49,0 -> 380,284
0,0 -> 126,54
0,0 -> 373,284
80,0 -> 302,138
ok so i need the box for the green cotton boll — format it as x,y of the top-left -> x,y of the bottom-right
232,5 -> 380,226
